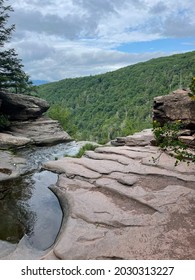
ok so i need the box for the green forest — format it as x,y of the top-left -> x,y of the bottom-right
36,51 -> 195,143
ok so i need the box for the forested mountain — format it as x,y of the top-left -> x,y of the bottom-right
37,51 -> 195,143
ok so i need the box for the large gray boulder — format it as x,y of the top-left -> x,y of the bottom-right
153,89 -> 195,129
9,117 -> 72,146
0,91 -> 49,121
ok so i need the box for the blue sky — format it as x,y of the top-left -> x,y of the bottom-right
116,38 -> 195,53
7,0 -> 195,81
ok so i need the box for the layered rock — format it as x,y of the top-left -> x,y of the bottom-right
9,117 -> 72,146
42,144 -> 195,260
153,89 -> 195,148
111,129 -> 155,147
153,89 -> 195,129
0,92 -> 72,147
0,133 -> 32,149
0,91 -> 49,121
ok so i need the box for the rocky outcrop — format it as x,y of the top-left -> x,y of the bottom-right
153,89 -> 195,129
153,89 -> 195,148
0,92 -> 72,147
111,129 -> 155,147
9,117 -> 72,146
0,133 -> 32,149
42,141 -> 195,260
0,91 -> 49,121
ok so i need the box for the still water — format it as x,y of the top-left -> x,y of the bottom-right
0,141 -> 81,254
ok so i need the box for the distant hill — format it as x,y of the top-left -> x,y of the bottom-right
32,80 -> 49,86
36,51 -> 195,143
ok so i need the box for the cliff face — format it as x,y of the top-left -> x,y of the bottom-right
0,91 -> 49,121
153,89 -> 195,129
0,91 -> 72,148
153,89 -> 195,147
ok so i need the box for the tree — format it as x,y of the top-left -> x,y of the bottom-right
0,0 -> 32,93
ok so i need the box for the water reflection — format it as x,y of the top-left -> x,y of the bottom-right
0,176 -> 35,243
0,141 -> 80,253
0,171 -> 61,250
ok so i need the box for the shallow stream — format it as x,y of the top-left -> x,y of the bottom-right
0,141 -> 81,258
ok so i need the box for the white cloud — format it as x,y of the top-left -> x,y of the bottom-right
6,0 -> 195,81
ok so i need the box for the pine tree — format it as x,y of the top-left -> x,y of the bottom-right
0,0 -> 32,93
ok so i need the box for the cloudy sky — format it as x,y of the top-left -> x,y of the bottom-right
7,0 -> 195,82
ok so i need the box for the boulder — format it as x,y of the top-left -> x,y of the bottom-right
153,89 -> 195,129
0,91 -> 49,121
125,129 -> 155,146
9,117 -> 72,146
110,129 -> 155,147
0,133 -> 32,149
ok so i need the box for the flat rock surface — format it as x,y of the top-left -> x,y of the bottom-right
43,144 -> 195,260
0,133 -> 32,149
0,150 -> 26,182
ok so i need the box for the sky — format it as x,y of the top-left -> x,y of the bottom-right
6,0 -> 195,82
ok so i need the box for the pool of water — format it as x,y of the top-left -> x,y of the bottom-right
0,141 -> 81,256
0,171 -> 61,250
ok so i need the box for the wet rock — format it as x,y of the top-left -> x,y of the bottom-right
0,150 -> 26,182
0,91 -> 49,121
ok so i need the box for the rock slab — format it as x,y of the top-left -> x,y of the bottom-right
153,89 -> 195,129
0,91 -> 49,121
43,144 -> 195,260
9,117 -> 72,146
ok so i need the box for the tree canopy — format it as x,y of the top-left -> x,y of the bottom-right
0,0 -> 32,93
37,51 -> 195,143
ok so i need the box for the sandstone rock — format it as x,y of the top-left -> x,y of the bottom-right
95,145 -> 156,159
142,151 -> 195,173
42,141 -> 195,260
0,132 -> 32,149
0,150 -> 26,182
178,135 -> 195,148
0,91 -> 49,121
153,89 -> 195,129
9,117 -> 72,145
125,129 -> 155,146
43,157 -> 101,179
111,129 -> 155,147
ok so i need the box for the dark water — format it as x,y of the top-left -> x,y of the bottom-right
0,141 -> 81,253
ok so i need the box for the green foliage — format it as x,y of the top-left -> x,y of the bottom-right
67,143 -> 98,158
189,76 -> 195,100
153,121 -> 195,165
47,104 -> 70,129
0,114 -> 10,130
47,104 -> 78,137
0,0 -> 32,93
37,51 -> 195,142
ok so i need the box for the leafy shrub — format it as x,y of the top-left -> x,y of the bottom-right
0,115 -> 10,131
189,76 -> 195,100
153,120 -> 195,165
